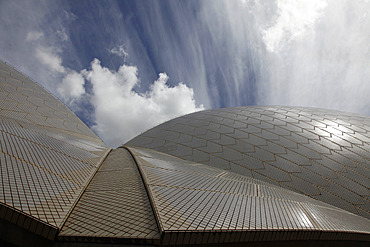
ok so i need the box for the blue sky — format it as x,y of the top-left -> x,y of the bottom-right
1,0 -> 369,147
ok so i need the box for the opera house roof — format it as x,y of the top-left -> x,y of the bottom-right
0,59 -> 369,246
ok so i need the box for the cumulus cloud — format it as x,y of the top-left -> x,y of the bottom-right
31,43 -> 204,148
0,0 -> 205,148
83,59 -> 204,147
3,0 -> 368,150
109,45 -> 128,58
57,71 -> 85,100
149,73 -> 201,116
262,0 -> 327,52
35,47 -> 65,73
23,26 -> 204,148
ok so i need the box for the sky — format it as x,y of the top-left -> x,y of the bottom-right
0,0 -> 369,147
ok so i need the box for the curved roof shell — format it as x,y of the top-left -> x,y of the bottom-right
0,60 -> 110,242
127,106 -> 370,220
1,59 -> 369,246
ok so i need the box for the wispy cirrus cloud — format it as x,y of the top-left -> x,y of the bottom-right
31,39 -> 205,147
26,31 -> 44,41
200,0 -> 370,115
109,44 -> 128,59
256,0 -> 370,114
262,0 -> 327,52
1,0 -> 369,149
1,0 -> 205,147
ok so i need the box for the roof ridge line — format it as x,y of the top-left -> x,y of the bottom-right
57,147 -> 112,231
124,145 -> 164,240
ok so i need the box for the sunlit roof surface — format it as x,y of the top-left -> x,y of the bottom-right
1,60 -> 369,246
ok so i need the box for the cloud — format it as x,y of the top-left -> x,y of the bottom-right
200,0 -> 370,115
3,2 -> 205,148
26,31 -> 44,41
35,47 -> 65,73
57,71 -> 85,100
109,45 -> 128,58
256,0 -> 370,115
149,73 -> 201,116
57,28 -> 69,42
262,0 -> 327,52
0,0 -> 81,95
83,58 -> 204,147
63,9 -> 77,22
2,0 -> 369,150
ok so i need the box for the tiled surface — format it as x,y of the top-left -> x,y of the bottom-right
0,202 -> 58,240
2,59 -> 370,245
59,148 -> 160,241
0,60 -> 109,230
127,106 -> 370,219
0,62 -> 102,143
129,146 -> 370,244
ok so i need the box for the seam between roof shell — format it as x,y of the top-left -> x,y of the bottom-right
57,147 -> 112,232
119,146 -> 370,242
124,145 -> 164,239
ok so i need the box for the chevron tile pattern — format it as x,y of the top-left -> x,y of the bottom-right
127,106 -> 370,219
1,59 -> 370,246
0,60 -> 109,230
59,148 -> 160,242
129,146 -> 370,245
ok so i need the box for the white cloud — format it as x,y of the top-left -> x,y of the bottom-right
109,45 -> 128,58
63,10 -> 77,22
83,58 -> 204,147
257,0 -> 370,115
149,73 -> 201,116
262,0 -> 327,52
58,71 -> 85,100
57,28 -> 68,42
35,47 -> 65,73
26,31 -> 44,41
13,17 -> 205,148
200,0 -> 369,115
